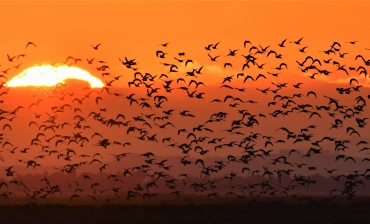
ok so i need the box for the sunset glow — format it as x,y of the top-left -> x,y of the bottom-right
7,65 -> 104,88
1,1 -> 370,221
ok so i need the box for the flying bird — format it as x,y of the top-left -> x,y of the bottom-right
91,43 -> 102,50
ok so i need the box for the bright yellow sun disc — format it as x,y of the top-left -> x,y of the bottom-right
7,65 -> 104,88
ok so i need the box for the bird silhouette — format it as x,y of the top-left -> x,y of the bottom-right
26,42 -> 37,48
91,43 -> 102,50
0,35 -> 369,207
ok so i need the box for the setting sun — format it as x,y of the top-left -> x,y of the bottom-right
7,65 -> 104,88
1,1 -> 370,222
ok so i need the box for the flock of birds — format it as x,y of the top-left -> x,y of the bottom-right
0,38 -> 370,204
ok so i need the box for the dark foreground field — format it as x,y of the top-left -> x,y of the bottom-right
1,198 -> 370,224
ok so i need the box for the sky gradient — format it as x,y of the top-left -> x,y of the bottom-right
0,1 -> 369,204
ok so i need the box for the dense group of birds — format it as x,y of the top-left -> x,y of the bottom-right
0,38 -> 370,204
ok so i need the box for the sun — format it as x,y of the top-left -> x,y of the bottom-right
7,65 -> 105,88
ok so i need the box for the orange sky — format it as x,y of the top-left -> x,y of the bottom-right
0,1 -> 367,147
0,1 -> 368,148
1,1 -> 370,87
1,1 -> 370,202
